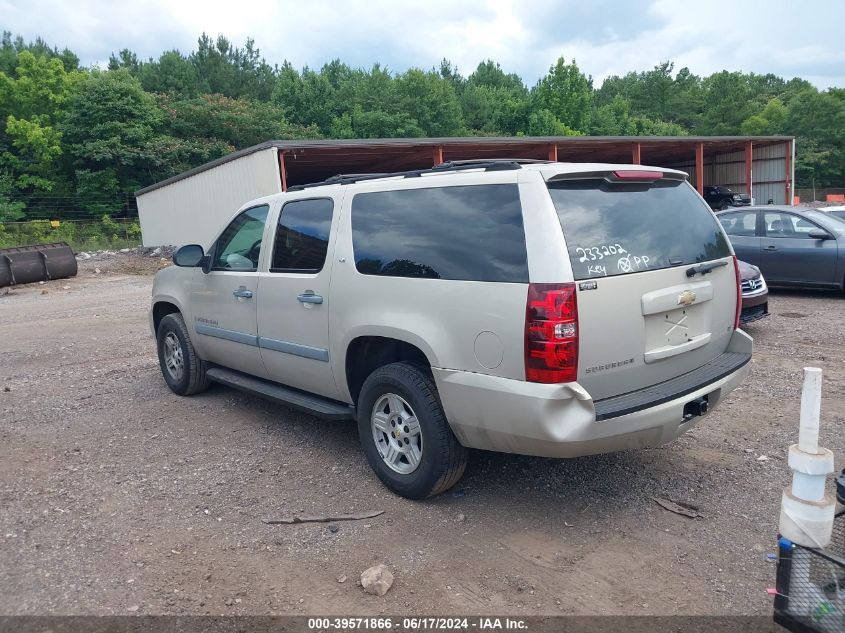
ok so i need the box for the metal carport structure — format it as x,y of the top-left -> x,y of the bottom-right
136,135 -> 795,247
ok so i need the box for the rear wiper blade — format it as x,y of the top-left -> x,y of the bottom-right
686,260 -> 728,278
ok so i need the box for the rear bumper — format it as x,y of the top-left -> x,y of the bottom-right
434,329 -> 753,458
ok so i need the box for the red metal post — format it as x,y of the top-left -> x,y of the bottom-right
745,141 -> 753,202
433,146 -> 444,166
548,145 -> 558,162
784,141 -> 792,205
695,142 -> 705,196
278,150 -> 288,192
631,143 -> 641,165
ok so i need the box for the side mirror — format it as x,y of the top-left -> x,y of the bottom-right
173,244 -> 205,267
808,229 -> 832,240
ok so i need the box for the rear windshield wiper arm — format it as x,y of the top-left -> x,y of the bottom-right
686,260 -> 728,278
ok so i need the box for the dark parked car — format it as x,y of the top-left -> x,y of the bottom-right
738,260 -> 768,324
704,185 -> 751,211
717,206 -> 845,289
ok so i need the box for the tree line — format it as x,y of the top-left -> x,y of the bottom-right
1,31 -> 843,222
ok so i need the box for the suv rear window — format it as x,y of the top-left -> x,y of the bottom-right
351,184 -> 528,282
548,179 -> 731,280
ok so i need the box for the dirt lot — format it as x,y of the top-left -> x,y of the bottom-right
1,253 -> 843,617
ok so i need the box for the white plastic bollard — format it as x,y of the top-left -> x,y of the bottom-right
798,367 -> 822,453
779,367 -> 836,548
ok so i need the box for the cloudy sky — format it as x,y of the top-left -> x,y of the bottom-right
2,0 -> 844,88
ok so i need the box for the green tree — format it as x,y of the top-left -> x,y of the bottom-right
595,63 -> 704,130
330,107 -> 423,139
273,64 -> 340,133
61,69 -> 163,214
461,60 -> 529,134
741,98 -> 787,135
108,49 -> 141,75
697,71 -> 768,134
532,57 -> 592,133
1,31 -> 78,76
590,95 -> 686,136
0,50 -> 81,215
786,88 -> 845,187
527,109 -> 580,136
395,68 -> 464,136
159,93 -> 317,149
0,172 -> 25,221
140,51 -> 201,96
190,34 -> 276,101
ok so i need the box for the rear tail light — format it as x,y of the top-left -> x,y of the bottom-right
733,256 -> 742,329
525,283 -> 578,383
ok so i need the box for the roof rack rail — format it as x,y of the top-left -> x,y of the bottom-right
287,159 -> 526,191
437,158 -> 553,166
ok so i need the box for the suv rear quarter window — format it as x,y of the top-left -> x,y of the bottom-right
350,184 -> 528,283
548,179 -> 731,280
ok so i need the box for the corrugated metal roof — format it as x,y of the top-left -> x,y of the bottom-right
135,135 -> 795,196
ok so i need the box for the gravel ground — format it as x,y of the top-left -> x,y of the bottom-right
0,255 -> 843,616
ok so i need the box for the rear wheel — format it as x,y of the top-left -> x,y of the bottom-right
357,362 -> 468,499
156,313 -> 210,396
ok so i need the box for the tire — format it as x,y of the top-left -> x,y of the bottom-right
720,200 -> 732,211
357,362 -> 468,499
156,312 -> 211,396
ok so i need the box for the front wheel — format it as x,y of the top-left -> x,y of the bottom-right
357,362 -> 468,499
156,312 -> 210,396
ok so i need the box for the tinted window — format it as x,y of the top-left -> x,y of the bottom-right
719,211 -> 758,236
351,184 -> 528,282
212,205 -> 269,270
548,179 -> 731,280
271,198 -> 334,272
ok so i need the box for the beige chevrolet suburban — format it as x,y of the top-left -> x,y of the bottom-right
150,159 -> 752,499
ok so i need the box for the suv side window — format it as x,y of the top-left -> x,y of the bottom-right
764,212 -> 819,239
212,205 -> 269,270
270,198 -> 334,273
351,184 -> 528,282
719,211 -> 758,236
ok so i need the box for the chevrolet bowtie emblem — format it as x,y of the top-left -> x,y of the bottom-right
677,290 -> 697,306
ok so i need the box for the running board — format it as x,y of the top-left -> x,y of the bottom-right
205,367 -> 355,421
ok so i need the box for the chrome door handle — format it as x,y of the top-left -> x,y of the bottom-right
297,292 -> 323,304
233,286 -> 253,299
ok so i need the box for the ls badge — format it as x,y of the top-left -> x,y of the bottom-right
677,290 -> 697,306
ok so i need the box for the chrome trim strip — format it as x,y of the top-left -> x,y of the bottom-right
195,323 -> 258,347
258,337 -> 329,362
